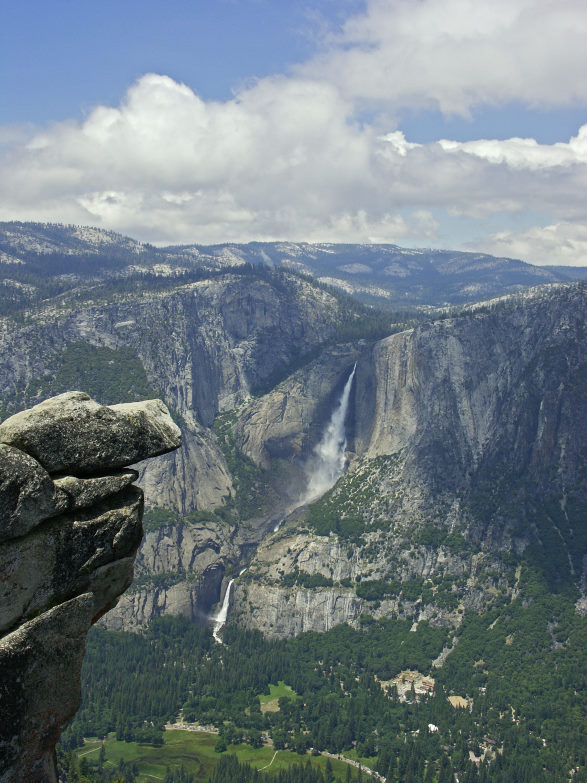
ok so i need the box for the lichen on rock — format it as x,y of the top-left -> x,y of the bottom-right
0,393 -> 180,783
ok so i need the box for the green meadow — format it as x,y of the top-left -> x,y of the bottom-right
75,730 -> 354,781
258,681 -> 296,706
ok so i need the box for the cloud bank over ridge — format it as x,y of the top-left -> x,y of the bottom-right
1,0 -> 586,265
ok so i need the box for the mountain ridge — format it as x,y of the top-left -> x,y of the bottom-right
2,220 -> 585,309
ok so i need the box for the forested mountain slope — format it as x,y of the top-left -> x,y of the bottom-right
1,222 -> 585,782
2,220 -> 585,310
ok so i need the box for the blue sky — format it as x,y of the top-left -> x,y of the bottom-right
1,1 -> 329,123
1,0 -> 586,264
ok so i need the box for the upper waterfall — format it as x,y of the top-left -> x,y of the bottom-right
302,363 -> 356,504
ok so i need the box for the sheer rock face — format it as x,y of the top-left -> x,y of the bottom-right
233,345 -> 361,470
233,285 -> 587,638
102,520 -> 236,633
0,393 -> 180,783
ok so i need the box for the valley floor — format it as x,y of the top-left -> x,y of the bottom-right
71,731 -> 362,782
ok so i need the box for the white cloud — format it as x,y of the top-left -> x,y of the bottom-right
438,125 -> 587,169
1,73 -> 586,257
303,0 -> 587,114
474,222 -> 587,266
378,131 -> 421,158
0,0 -> 586,262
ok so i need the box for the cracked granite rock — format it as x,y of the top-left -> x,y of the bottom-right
0,394 -> 180,783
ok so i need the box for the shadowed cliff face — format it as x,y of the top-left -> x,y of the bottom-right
231,285 -> 587,637
0,393 -> 180,783
353,285 -> 586,492
103,284 -> 586,637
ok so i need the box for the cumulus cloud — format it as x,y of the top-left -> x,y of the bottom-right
1,73 -> 586,262
0,75 -> 373,242
0,0 -> 586,263
438,125 -> 587,169
303,0 -> 587,115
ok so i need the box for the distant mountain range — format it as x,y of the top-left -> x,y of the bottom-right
1,221 -> 585,309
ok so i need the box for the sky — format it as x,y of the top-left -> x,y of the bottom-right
1,0 -> 586,265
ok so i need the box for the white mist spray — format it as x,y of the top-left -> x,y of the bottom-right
302,363 -> 356,504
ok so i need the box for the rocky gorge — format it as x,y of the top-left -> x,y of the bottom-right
0,223 -> 585,646
100,283 -> 586,641
0,393 -> 180,783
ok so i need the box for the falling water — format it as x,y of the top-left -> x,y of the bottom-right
302,363 -> 356,504
214,367 -> 356,639
212,568 -> 247,644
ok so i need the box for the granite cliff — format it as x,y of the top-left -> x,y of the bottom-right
0,256 -> 389,632
106,284 -> 586,639
229,284 -> 586,636
0,222 -> 585,642
0,393 -> 180,783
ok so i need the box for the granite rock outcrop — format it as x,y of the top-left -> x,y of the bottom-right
0,393 -> 180,783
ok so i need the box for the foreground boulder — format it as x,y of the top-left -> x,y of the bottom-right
0,393 -> 180,783
0,392 -> 181,475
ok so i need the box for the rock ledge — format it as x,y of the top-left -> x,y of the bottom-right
0,393 -> 180,783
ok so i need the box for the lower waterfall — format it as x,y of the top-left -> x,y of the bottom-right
212,567 -> 247,643
212,578 -> 234,643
